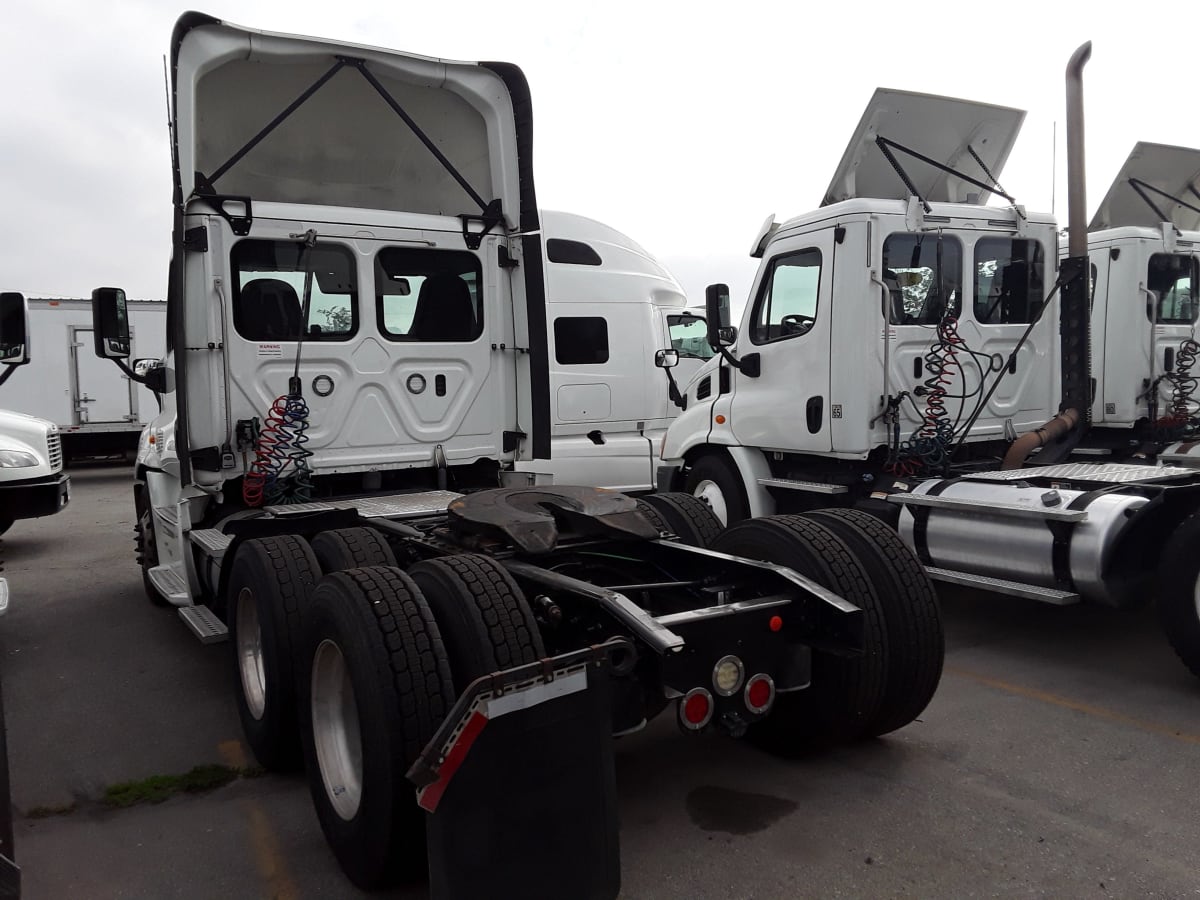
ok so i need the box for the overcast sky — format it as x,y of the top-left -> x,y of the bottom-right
2,1 -> 1195,308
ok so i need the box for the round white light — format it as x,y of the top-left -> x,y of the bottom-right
712,655 -> 744,697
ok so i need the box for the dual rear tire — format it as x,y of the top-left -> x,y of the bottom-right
225,530 -> 543,890
713,509 -> 943,750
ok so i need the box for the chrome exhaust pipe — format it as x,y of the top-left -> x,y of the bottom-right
1065,42 -> 1092,258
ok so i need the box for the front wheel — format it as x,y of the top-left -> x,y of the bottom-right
299,567 -> 453,889
1158,512 -> 1200,680
684,455 -> 749,527
133,483 -> 166,606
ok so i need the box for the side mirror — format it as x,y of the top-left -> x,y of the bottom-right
133,358 -> 161,379
717,325 -> 738,346
0,292 -> 30,366
91,287 -> 131,359
655,348 -> 679,369
705,283 -> 732,349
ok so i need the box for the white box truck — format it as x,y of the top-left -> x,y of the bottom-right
0,298 -> 166,460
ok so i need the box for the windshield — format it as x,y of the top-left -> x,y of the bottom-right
881,234 -> 963,325
668,314 -> 713,360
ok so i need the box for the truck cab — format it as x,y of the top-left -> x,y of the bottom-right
525,210 -> 709,492
1074,142 -> 1200,454
0,293 -> 70,539
659,90 -> 1059,523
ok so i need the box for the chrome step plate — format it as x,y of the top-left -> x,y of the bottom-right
147,563 -> 190,604
264,490 -> 462,519
179,605 -> 229,644
926,566 -> 1081,605
189,528 -> 233,557
758,477 -> 849,495
969,462 -> 1197,485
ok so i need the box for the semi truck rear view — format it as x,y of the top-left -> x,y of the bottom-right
88,13 -> 943,894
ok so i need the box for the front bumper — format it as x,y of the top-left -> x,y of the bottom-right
0,472 -> 70,520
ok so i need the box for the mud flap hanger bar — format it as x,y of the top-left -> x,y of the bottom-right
874,135 -> 1017,215
407,638 -> 634,805
191,56 -> 503,245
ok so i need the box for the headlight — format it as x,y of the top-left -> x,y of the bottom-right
0,450 -> 38,468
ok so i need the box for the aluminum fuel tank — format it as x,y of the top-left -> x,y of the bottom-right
896,478 -> 1150,605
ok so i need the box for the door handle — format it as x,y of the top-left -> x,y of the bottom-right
806,397 -> 823,434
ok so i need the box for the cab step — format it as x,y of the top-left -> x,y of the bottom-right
147,563 -> 190,604
925,566 -> 1081,605
189,528 -> 233,558
179,605 -> 229,644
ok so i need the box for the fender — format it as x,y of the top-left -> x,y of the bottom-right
723,446 -> 776,519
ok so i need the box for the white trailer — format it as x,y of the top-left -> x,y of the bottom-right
1,298 -> 166,459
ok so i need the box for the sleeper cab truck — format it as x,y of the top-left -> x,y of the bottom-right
89,14 -> 943,892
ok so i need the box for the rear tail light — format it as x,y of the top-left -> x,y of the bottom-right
679,687 -> 714,731
744,674 -> 775,715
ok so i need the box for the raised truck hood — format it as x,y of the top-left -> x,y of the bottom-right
171,12 -> 536,229
1090,141 -> 1200,232
823,88 -> 1025,206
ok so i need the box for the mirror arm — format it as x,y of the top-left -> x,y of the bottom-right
0,367 -> 15,388
664,367 -> 686,410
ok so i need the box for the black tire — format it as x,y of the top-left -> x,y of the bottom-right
1158,512 -> 1200,680
639,492 -> 724,547
299,567 -> 453,889
409,554 -> 545,688
803,509 -> 944,736
635,499 -> 671,534
684,454 -> 750,526
227,535 -> 321,771
311,527 -> 396,572
133,482 -> 166,606
712,515 -> 886,749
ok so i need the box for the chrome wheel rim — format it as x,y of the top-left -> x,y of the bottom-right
311,639 -> 363,821
693,479 -> 728,526
236,587 -> 267,720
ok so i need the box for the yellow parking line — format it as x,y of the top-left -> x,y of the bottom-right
218,740 -> 299,900
945,665 -> 1200,746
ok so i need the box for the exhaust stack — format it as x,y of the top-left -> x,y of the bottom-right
1059,42 -> 1093,430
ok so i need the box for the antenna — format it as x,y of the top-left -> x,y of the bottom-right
161,55 -> 172,135
1051,121 -> 1057,219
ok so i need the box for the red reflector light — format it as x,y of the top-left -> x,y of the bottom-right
768,615 -> 783,632
744,675 -> 775,714
679,687 -> 713,730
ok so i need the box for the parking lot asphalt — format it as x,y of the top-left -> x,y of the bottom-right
5,466 -> 1200,898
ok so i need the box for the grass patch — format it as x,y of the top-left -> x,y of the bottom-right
103,764 -> 242,809
26,801 -> 77,819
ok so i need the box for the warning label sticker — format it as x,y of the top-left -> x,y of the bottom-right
257,343 -> 283,358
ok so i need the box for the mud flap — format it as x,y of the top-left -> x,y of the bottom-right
408,639 -> 629,900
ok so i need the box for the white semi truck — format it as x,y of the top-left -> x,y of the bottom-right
88,14 -> 942,894
0,293 -> 71,538
657,46 -> 1200,680
0,298 -> 167,460
1073,142 -> 1200,458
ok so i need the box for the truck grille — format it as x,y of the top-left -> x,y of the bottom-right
47,431 -> 63,471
